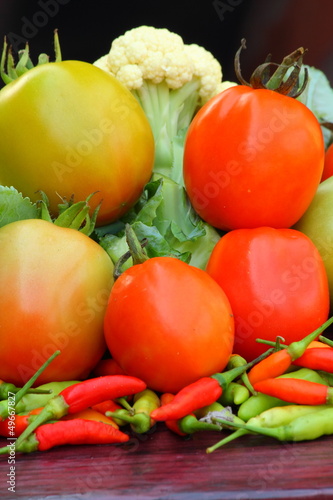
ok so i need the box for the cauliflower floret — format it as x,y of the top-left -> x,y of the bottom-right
184,43 -> 223,103
101,25 -> 222,96
93,54 -> 109,73
93,26 -> 228,181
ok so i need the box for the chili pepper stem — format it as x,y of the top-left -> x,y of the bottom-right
14,351 -> 61,402
256,316 -> 333,354
116,397 -> 133,411
0,351 -> 60,420
13,394 -> 69,450
107,411 -> 151,434
319,335 -> 333,347
206,428 -> 248,453
211,348 -> 274,390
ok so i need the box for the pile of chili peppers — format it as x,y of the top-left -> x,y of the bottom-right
1,317 -> 333,455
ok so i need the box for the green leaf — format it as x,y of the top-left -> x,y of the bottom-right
96,174 -> 221,270
0,186 -> 38,228
297,65 -> 333,147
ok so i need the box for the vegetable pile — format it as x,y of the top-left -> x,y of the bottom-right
1,24 -> 333,456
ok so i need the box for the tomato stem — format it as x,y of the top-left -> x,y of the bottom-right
0,30 -> 63,85
113,225 -> 149,279
234,38 -> 308,98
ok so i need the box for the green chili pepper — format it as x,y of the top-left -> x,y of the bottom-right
226,354 -> 256,395
178,414 -> 222,434
207,404 -> 330,453
107,389 -> 160,434
194,401 -> 245,428
215,406 -> 333,442
0,380 -> 51,400
318,371 -> 333,386
218,382 -> 250,406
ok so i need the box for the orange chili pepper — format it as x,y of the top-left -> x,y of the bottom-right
0,407 -> 43,437
62,408 -> 119,429
253,377 -> 333,405
248,316 -> 333,385
292,347 -> 333,373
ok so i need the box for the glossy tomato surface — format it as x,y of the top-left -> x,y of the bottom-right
183,86 -> 325,230
206,227 -> 329,361
0,219 -> 114,386
0,61 -> 154,226
104,257 -> 234,393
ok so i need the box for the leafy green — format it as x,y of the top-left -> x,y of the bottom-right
95,175 -> 221,271
0,186 -> 38,228
297,65 -> 333,147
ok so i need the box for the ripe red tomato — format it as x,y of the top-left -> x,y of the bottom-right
183,85 -> 325,231
0,219 -> 114,386
0,61 -> 155,226
206,227 -> 329,361
104,256 -> 234,393
321,143 -> 333,182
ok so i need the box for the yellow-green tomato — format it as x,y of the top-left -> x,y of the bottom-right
0,219 -> 114,386
0,61 -> 155,225
294,176 -> 333,308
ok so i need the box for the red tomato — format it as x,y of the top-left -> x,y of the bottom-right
104,257 -> 234,393
0,219 -> 114,386
206,227 -> 329,361
321,143 -> 333,182
183,86 -> 325,230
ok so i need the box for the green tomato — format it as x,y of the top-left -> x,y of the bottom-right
0,219 -> 114,386
294,176 -> 333,308
0,60 -> 155,226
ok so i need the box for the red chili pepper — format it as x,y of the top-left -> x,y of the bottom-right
159,393 -> 222,436
151,377 -> 223,422
0,407 -> 43,438
253,378 -> 333,405
292,347 -> 333,373
160,393 -> 187,436
248,316 -> 333,385
151,350 -> 274,422
0,419 -> 129,454
12,374 -> 146,451
60,375 -> 146,414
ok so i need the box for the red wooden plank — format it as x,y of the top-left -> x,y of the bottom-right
1,425 -> 333,499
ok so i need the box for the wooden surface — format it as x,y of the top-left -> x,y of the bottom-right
1,425 -> 333,500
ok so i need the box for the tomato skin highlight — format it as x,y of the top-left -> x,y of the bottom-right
206,227 -> 330,361
0,61 -> 155,226
0,219 -> 115,386
104,257 -> 234,393
183,85 -> 324,230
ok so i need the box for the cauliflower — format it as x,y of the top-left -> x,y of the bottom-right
93,26 -> 230,272
94,25 -> 232,181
